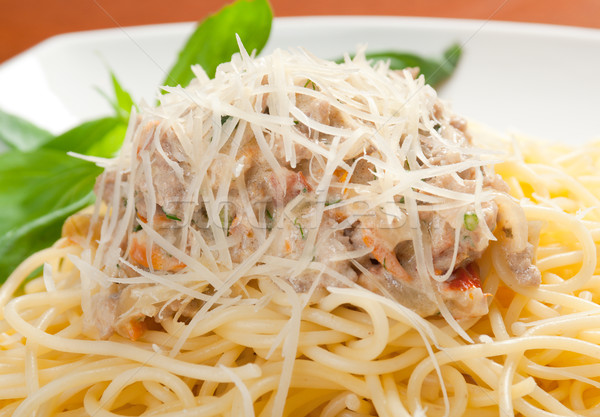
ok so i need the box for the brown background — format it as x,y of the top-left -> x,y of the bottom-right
1,0 -> 599,64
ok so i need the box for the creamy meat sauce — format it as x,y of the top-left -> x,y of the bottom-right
68,48 -> 540,340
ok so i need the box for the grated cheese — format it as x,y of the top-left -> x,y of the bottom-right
81,43 -> 512,368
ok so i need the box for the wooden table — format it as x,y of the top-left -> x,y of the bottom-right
2,0 -> 599,63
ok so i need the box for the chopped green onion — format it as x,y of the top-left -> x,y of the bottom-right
304,79 -> 316,90
464,212 -> 479,231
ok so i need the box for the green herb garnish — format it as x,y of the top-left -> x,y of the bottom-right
220,210 -> 234,234
0,110 -> 53,152
294,218 -> 305,239
464,212 -> 479,231
325,199 -> 341,207
304,79 -> 317,90
162,207 -> 181,221
0,151 -> 100,279
163,0 -> 272,86
96,71 -> 136,121
337,43 -> 462,88
0,99 -> 127,280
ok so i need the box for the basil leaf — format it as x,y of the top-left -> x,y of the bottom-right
0,149 -> 102,235
85,122 -> 128,158
163,0 -> 272,86
340,43 -> 462,88
0,114 -> 126,281
111,72 -> 135,116
42,116 -> 126,158
0,193 -> 93,281
96,72 -> 136,121
0,69 -> 128,280
0,149 -> 102,281
0,109 -> 53,152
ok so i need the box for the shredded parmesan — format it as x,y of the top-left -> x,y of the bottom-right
82,44 -> 531,358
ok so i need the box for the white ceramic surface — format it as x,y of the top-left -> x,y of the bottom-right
1,17 -> 599,143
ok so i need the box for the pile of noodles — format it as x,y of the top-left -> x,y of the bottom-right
1,130 -> 600,417
2,42 -> 600,416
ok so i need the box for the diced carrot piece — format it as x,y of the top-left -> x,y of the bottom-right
361,229 -> 411,282
334,167 -> 348,183
124,316 -> 146,341
136,212 -> 148,224
129,236 -> 186,272
129,237 -> 150,268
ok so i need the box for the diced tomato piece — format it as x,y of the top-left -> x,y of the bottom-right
447,263 -> 482,291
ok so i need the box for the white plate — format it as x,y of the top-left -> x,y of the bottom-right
1,17 -> 599,144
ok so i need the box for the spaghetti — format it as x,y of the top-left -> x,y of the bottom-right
1,46 -> 600,417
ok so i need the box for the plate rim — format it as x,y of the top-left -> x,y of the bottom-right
4,15 -> 600,69
2,15 -> 600,143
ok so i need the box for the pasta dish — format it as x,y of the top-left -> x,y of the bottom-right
1,44 -> 599,416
